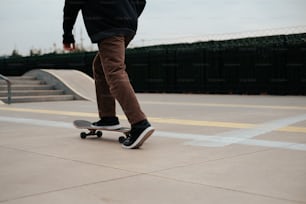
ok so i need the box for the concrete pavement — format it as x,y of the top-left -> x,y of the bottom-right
0,94 -> 306,203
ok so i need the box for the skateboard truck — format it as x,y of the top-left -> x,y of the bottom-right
80,129 -> 103,139
74,120 -> 130,144
80,129 -> 129,144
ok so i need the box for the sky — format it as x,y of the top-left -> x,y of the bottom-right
0,0 -> 306,56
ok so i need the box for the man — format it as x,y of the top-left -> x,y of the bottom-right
63,0 -> 154,149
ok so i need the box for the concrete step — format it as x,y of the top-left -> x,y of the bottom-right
0,79 -> 44,85
0,84 -> 54,91
1,75 -> 68,103
0,70 -> 89,104
0,95 -> 75,103
0,76 -> 43,85
7,76 -> 37,80
0,90 -> 64,97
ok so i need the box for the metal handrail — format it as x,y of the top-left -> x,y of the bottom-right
0,74 -> 12,104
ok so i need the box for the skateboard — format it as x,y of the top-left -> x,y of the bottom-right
73,120 -> 130,143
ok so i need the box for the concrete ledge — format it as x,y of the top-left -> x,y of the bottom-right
25,69 -> 96,102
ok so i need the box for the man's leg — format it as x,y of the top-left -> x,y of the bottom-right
92,53 -> 116,118
98,36 -> 154,149
92,53 -> 120,129
98,36 -> 146,125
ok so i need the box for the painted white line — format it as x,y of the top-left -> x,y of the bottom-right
183,135 -> 306,151
1,116 -> 306,151
154,131 -> 306,151
199,114 -> 306,147
0,116 -> 73,129
155,114 -> 306,149
181,114 -> 306,149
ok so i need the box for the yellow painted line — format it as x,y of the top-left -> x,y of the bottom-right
279,126 -> 306,134
147,117 -> 254,129
0,106 -> 254,129
142,101 -> 306,111
1,106 -> 305,133
0,107 -> 97,117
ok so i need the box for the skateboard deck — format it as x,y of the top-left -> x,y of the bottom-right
73,120 -> 130,143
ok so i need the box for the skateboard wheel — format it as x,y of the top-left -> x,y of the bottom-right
119,136 -> 126,144
80,132 -> 87,139
97,131 -> 102,138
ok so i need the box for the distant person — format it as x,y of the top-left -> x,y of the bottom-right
62,0 -> 154,149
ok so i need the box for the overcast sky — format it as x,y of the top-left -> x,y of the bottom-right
0,0 -> 306,56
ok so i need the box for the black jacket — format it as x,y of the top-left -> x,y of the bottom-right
63,0 -> 146,43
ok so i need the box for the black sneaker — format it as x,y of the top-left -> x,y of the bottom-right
91,117 -> 121,130
122,119 -> 155,149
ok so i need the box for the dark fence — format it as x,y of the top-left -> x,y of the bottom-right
0,52 -> 95,77
125,33 -> 306,95
1,33 -> 306,95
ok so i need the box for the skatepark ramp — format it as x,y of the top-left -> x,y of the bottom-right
0,69 -> 96,104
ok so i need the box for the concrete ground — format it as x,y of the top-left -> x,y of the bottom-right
0,94 -> 306,204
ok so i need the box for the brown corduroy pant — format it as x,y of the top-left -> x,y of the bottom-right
92,36 -> 146,125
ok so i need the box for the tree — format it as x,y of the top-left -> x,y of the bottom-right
11,49 -> 22,58
30,48 -> 42,56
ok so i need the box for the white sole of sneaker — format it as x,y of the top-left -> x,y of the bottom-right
90,124 -> 122,130
122,127 -> 155,149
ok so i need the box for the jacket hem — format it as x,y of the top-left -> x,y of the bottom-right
90,28 -> 136,43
